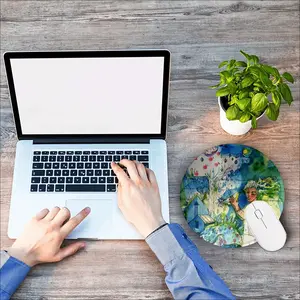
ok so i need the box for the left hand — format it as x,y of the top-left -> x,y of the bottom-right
7,206 -> 90,267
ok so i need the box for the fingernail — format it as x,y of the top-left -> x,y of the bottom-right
85,207 -> 91,213
80,243 -> 86,248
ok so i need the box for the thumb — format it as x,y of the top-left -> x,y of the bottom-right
55,242 -> 85,261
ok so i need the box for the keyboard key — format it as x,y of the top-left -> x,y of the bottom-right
89,156 -> 96,162
97,156 -> 104,162
101,163 -> 108,169
125,151 -> 132,154
45,163 -> 51,169
33,163 -> 43,169
142,163 -> 149,168
50,177 -> 57,183
141,151 -> 149,154
69,163 -> 76,169
33,151 -> 41,155
42,151 -> 49,155
77,163 -> 84,169
47,184 -> 54,192
107,177 -> 114,183
50,151 -> 57,155
92,151 -> 98,154
79,170 -> 86,176
93,163 -> 100,169
66,184 -> 105,192
46,170 -> 53,176
105,156 -> 112,162
75,151 -> 82,154
65,156 -> 72,162
58,177 -> 65,183
100,151 -> 107,155
95,170 -> 102,176
61,163 -> 68,169
103,170 -> 110,176
53,163 -> 59,169
58,151 -> 65,155
49,156 -> 56,162
111,170 -> 116,176
133,151 -> 140,154
62,170 -> 69,176
31,177 -> 40,183
71,170 -> 77,176
66,177 -> 73,183
115,177 -> 118,183
41,156 -> 48,162
74,177 -> 81,183
54,170 -> 61,176
99,177 -> 106,183
39,184 -> 46,192
83,151 -> 90,154
73,156 -> 80,162
107,184 -> 116,192
85,163 -> 92,169
130,155 -> 136,160
91,177 -> 97,183
33,156 -> 40,162
113,155 -> 120,162
138,155 -> 148,161
121,155 -> 129,159
57,156 -> 64,162
42,177 -> 48,183
81,156 -> 88,162
55,184 -> 64,192
31,184 -> 38,192
108,151 -> 115,154
32,170 -> 45,176
67,151 -> 74,155
116,151 -> 123,154
82,177 -> 89,183
87,170 -> 94,176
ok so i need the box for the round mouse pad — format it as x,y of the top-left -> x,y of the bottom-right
180,144 -> 284,248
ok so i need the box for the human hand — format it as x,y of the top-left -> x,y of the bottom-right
7,207 -> 90,267
229,197 -> 239,211
111,160 -> 165,238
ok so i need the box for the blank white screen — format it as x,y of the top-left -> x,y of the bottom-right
10,57 -> 165,134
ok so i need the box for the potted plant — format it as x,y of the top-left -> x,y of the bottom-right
211,50 -> 295,135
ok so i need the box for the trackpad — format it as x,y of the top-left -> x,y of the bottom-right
66,199 -> 112,239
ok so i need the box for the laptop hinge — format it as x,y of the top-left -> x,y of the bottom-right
32,137 -> 151,144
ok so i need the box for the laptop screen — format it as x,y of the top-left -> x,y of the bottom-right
9,56 -> 165,135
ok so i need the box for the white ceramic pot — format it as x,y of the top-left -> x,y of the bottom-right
218,97 -> 264,136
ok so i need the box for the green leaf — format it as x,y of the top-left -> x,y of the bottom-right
209,83 -> 221,89
272,91 -> 281,108
279,83 -> 293,105
239,113 -> 252,123
216,86 -> 230,97
262,65 -> 280,79
249,66 -> 264,78
220,70 -> 231,79
235,61 -> 247,68
227,82 -> 237,95
226,105 -> 240,120
260,73 -> 273,89
253,81 -> 264,89
229,95 -> 238,105
241,76 -> 255,88
239,90 -> 249,99
282,72 -> 294,83
251,116 -> 257,129
251,55 -> 259,64
251,93 -> 268,112
240,50 -> 251,61
218,61 -> 228,68
266,103 -> 279,121
236,98 -> 251,111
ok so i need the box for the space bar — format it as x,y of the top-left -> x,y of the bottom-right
66,185 -> 105,192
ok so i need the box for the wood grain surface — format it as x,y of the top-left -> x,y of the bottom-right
1,1 -> 299,299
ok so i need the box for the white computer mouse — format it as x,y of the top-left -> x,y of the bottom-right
244,201 -> 286,251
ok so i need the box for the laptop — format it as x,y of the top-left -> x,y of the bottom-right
4,50 -> 170,239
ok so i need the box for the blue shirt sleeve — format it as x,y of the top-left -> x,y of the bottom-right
0,251 -> 31,299
146,223 -> 235,299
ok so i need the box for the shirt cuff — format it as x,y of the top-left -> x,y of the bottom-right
146,223 -> 190,266
0,251 -> 31,298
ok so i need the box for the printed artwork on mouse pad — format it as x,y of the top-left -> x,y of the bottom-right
180,144 -> 284,248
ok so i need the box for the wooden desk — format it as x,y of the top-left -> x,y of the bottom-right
1,1 -> 299,299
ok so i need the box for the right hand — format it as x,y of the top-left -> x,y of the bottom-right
111,160 -> 166,238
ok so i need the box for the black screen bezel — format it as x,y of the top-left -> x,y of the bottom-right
4,50 -> 170,141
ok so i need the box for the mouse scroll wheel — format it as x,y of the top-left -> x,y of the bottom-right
254,209 -> 263,219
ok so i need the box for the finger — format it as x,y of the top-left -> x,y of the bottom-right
36,208 -> 50,220
146,168 -> 159,187
135,161 -> 148,181
118,159 -> 139,181
54,242 -> 85,262
44,206 -> 61,221
111,162 -> 131,185
52,207 -> 71,227
60,207 -> 91,237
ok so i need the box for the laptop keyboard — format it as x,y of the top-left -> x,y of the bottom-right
31,150 -> 149,193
